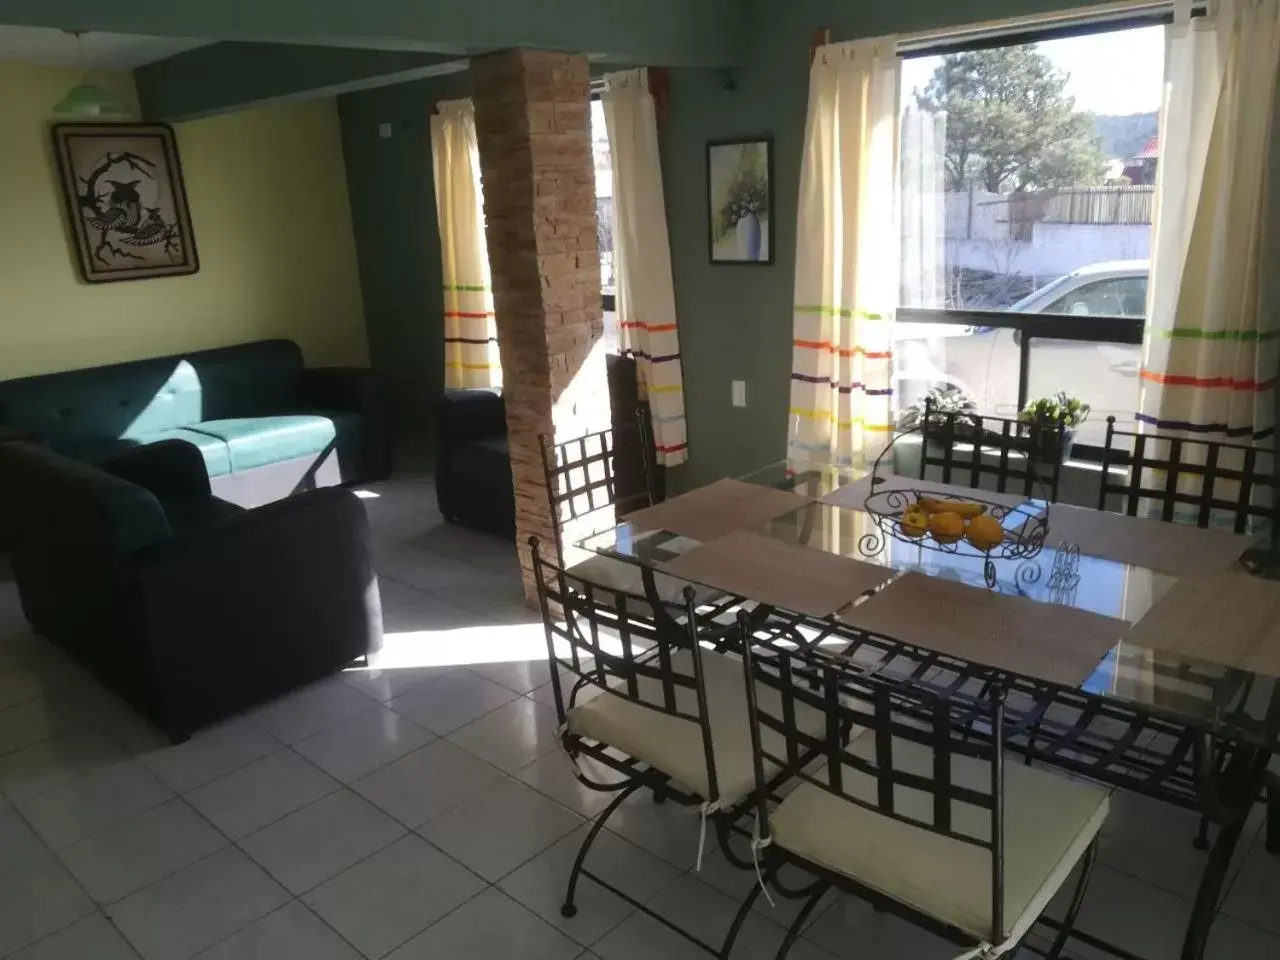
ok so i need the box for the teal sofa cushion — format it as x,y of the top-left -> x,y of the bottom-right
188,416 -> 339,473
131,429 -> 233,477
0,340 -> 304,453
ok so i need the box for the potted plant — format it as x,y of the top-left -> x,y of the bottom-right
897,383 -> 978,434
1018,391 -> 1090,462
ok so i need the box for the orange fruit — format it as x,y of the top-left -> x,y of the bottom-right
966,514 -> 1005,551
929,511 -> 965,544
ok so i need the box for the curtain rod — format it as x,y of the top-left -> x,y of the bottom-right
894,0 -> 1204,55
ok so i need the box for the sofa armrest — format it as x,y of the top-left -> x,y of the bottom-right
131,487 -> 381,740
438,388 -> 507,446
303,367 -> 391,482
98,439 -> 212,501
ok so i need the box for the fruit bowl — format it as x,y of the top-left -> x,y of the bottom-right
860,486 -> 1049,587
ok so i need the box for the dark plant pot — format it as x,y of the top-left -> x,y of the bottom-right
1019,424 -> 1074,463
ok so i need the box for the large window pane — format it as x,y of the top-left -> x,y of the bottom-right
899,28 -> 1163,316
894,325 -> 1020,422
1027,338 -> 1141,447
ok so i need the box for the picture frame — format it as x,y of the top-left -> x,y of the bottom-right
51,123 -> 199,283
707,136 -> 774,265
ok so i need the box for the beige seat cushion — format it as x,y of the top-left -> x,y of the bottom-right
566,647 -> 825,806
567,554 -> 713,607
770,735 -> 1109,945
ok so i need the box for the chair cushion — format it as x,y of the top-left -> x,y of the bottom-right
130,429 -> 232,477
187,416 -> 338,473
566,648 -> 825,807
768,735 -> 1109,945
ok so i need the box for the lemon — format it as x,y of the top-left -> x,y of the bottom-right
929,511 -> 966,544
966,513 -> 1005,551
899,505 -> 929,539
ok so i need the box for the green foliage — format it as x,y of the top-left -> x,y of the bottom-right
898,384 -> 977,431
914,46 -> 1108,192
712,144 -> 769,244
1019,391 -> 1091,428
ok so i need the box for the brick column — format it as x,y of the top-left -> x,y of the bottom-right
471,49 -> 607,600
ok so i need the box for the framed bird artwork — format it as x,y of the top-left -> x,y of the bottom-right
51,123 -> 199,283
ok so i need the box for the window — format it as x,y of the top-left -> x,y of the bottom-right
896,17 -> 1164,453
590,97 -> 618,350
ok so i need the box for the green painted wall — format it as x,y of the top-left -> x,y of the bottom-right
339,72 -> 471,437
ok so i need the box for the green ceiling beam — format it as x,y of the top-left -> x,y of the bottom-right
0,0 -> 744,67
135,44 -> 464,121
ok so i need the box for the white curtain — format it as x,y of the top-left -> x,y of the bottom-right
430,99 -> 501,389
788,39 -> 901,465
1140,0 -> 1280,446
602,69 -> 689,467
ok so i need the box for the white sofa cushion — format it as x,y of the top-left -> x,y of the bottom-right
566,647 -> 826,806
768,734 -> 1109,945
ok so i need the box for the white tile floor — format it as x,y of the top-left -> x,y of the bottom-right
1,468 -> 1279,959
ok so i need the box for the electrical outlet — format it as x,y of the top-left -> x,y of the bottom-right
732,381 -> 747,407
378,123 -> 393,138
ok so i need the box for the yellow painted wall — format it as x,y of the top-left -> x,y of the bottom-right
0,62 -> 368,380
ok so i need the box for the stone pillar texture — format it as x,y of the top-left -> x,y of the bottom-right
471,49 -> 606,600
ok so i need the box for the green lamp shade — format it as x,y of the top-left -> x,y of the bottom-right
53,83 -> 127,117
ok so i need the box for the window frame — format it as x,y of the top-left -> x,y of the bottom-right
590,90 -> 616,314
895,7 -> 1181,460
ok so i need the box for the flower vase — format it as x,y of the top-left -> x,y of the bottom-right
736,212 -> 762,261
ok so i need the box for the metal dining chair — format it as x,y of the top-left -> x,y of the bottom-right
920,397 -> 1067,501
530,538 -> 828,957
1097,415 -> 1278,537
737,619 -> 1110,960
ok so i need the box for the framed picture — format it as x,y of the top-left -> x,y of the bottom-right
52,123 -> 199,283
707,136 -> 774,264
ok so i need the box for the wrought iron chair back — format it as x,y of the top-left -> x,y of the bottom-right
530,536 -> 721,808
920,397 -> 1066,501
739,626 -> 1008,946
1097,416 -> 1278,539
538,412 -> 654,554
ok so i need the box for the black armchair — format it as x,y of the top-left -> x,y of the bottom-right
435,389 -> 516,538
0,440 -> 381,742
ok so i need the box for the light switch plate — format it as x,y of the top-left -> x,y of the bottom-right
732,381 -> 747,407
378,122 -> 393,138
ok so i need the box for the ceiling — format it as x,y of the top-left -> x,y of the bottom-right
0,25 -> 210,69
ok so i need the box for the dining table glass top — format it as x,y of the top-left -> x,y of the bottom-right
576,455 -> 1280,746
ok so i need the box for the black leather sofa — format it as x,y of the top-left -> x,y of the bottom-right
0,439 -> 382,742
435,388 -> 516,539
0,340 -> 391,509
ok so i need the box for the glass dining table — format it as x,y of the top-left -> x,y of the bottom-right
575,456 -> 1280,960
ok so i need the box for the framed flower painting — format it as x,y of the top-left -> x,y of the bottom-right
707,137 -> 774,264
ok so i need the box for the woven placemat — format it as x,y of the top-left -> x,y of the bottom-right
1122,569 -> 1280,676
822,474 -> 1029,512
1045,505 -> 1253,577
625,478 -> 811,543
838,572 -> 1128,686
661,529 -> 897,617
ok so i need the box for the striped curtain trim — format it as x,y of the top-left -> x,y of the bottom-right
791,373 -> 892,395
648,383 -> 684,395
443,283 -> 489,292
1139,369 -> 1277,391
1156,326 -> 1280,342
444,310 -> 494,319
445,362 -> 499,371
445,336 -> 498,345
793,340 -> 893,360
620,320 -> 678,333
652,413 -> 687,425
1134,412 -> 1276,440
790,407 -> 894,430
655,441 -> 688,454
794,306 -> 888,320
